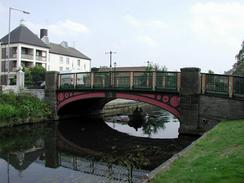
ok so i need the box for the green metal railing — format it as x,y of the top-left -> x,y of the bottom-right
58,71 -> 179,92
93,72 -> 110,88
133,71 -> 153,89
233,76 -> 244,96
113,71 -> 130,89
58,71 -> 244,98
205,74 -> 229,95
156,72 -> 177,90
76,72 -> 91,89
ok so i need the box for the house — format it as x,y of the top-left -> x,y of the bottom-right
0,24 -> 91,85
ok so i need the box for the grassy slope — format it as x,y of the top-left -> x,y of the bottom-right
152,120 -> 244,183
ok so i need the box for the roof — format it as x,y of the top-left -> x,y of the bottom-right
49,42 -> 91,60
0,24 -> 49,48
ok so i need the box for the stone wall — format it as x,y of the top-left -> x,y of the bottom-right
24,89 -> 45,100
199,95 -> 244,131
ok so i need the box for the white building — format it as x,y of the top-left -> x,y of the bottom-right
0,24 -> 91,85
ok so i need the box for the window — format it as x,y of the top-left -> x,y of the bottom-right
60,56 -> 63,64
84,64 -> 86,71
66,57 -> 70,64
59,66 -> 63,71
77,59 -> 80,67
66,67 -> 69,71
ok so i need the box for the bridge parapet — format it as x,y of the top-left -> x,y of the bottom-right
57,71 -> 244,98
58,71 -> 181,93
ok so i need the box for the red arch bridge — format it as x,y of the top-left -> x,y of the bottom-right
45,68 -> 244,134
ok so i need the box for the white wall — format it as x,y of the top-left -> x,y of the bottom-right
48,53 -> 91,73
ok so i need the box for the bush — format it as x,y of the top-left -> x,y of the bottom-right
0,104 -> 17,120
0,92 -> 52,122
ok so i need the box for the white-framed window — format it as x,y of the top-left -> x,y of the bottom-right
60,66 -> 63,71
66,67 -> 69,70
77,59 -> 80,67
66,57 -> 70,65
60,56 -> 63,64
84,64 -> 86,71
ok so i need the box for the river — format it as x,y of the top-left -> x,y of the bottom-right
0,106 -> 197,183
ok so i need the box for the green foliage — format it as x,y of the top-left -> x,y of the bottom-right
24,65 -> 46,87
233,61 -> 244,76
152,120 -> 244,183
0,104 -> 17,120
0,92 -> 52,124
208,70 -> 214,74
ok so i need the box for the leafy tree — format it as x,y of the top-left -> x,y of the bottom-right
23,65 -> 46,87
208,70 -> 214,74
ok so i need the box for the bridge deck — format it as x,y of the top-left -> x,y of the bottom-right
57,71 -> 244,98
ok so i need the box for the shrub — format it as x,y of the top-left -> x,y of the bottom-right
0,104 -> 17,120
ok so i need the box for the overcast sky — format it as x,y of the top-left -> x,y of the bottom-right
0,0 -> 244,73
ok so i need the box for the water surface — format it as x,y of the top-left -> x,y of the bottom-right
0,106 -> 197,183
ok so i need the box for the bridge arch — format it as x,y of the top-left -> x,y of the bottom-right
57,91 -> 180,118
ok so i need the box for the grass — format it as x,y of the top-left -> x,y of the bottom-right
0,92 -> 52,127
151,120 -> 244,183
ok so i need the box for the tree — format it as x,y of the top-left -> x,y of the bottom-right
208,70 -> 214,74
23,65 -> 46,88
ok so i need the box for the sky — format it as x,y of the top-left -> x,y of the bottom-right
0,0 -> 244,73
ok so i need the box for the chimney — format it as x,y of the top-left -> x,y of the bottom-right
61,41 -> 68,48
40,29 -> 48,39
40,29 -> 49,44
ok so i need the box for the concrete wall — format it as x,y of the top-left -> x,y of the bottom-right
199,95 -> 244,131
179,67 -> 244,134
24,89 -> 45,100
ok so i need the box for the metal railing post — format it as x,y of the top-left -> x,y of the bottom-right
201,74 -> 206,94
130,72 -> 133,90
228,76 -> 233,98
74,73 -> 77,89
91,72 -> 94,89
152,71 -> 156,91
177,72 -> 181,92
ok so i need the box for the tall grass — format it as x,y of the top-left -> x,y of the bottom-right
0,92 -> 52,122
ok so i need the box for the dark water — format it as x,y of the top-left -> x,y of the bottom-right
0,107 -> 197,183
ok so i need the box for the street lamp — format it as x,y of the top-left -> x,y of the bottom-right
113,62 -> 117,71
105,51 -> 117,87
105,51 -> 117,71
7,7 -> 30,85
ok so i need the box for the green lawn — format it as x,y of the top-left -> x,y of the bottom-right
151,120 -> 244,183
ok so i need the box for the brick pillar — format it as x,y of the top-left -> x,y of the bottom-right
45,71 -> 59,119
179,67 -> 201,135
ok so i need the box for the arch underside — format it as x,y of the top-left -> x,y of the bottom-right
57,91 -> 180,118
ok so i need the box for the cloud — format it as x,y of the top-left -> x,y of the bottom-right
190,2 -> 244,47
137,36 -> 158,46
26,19 -> 89,37
125,14 -> 168,30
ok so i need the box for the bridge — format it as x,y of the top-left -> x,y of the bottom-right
45,67 -> 244,134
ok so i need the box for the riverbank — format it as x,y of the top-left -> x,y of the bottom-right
103,99 -> 151,116
150,119 -> 244,183
0,92 -> 52,128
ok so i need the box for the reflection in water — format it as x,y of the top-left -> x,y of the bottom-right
105,106 -> 179,139
0,107 -> 198,183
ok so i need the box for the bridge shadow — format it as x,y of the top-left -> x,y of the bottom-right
57,117 -> 198,170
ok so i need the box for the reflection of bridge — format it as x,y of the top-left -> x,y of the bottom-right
34,152 -> 148,183
45,67 -> 244,134
59,152 -> 147,182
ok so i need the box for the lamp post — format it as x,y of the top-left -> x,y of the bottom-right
7,7 -> 30,85
105,51 -> 116,87
113,62 -> 117,72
